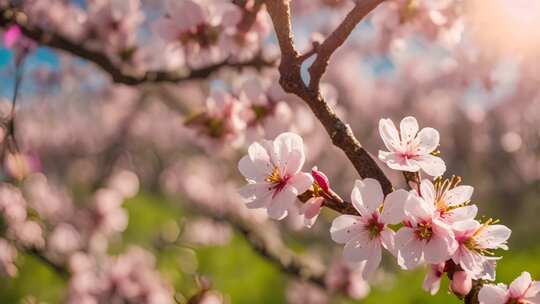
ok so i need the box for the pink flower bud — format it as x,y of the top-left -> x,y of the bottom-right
311,167 -> 330,192
451,271 -> 472,297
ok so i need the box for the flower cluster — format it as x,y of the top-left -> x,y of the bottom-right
479,271 -> 540,304
152,0 -> 270,68
238,116 -> 520,299
185,76 -> 292,149
67,247 -> 173,304
5,0 -> 271,70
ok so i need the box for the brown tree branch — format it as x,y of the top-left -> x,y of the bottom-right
264,0 -> 392,195
0,7 -> 275,86
298,190 -> 359,215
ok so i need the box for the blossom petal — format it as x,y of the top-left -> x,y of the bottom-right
378,151 -> 420,172
343,232 -> 382,277
380,189 -> 409,225
478,284 -> 508,304
238,183 -> 272,208
400,116 -> 419,142
238,142 -> 272,181
351,178 -> 384,217
479,258 -> 498,281
300,197 -> 324,219
167,0 -> 206,31
419,179 -> 436,206
423,263 -> 445,295
475,224 -> 512,250
380,228 -> 396,255
416,127 -> 440,154
444,185 -> 474,206
395,228 -> 423,269
405,194 -> 434,222
300,197 -> 323,228
525,281 -> 540,299
288,172 -> 313,195
153,18 -> 180,41
455,247 -> 485,277
424,234 -> 455,264
415,154 -> 446,177
282,149 -> 305,176
215,2 -> 242,27
330,215 -> 362,244
379,118 -> 402,152
267,187 -> 296,220
445,205 -> 478,224
273,132 -> 305,174
509,272 -> 532,298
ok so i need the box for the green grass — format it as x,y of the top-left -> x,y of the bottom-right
0,253 -> 65,303
196,235 -> 286,303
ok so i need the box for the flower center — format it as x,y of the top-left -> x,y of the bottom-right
465,219 -> 499,255
179,23 -> 221,48
434,176 -> 466,211
366,214 -> 384,240
415,222 -> 433,241
266,166 -> 290,198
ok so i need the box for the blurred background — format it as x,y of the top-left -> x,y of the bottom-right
0,0 -> 539,303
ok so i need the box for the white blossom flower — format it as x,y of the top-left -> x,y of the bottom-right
378,116 -> 446,177
452,219 -> 511,280
479,272 -> 540,304
394,191 -> 458,269
330,178 -> 409,277
238,132 -> 313,220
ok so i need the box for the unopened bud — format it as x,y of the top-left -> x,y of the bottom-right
312,167 -> 330,193
451,271 -> 472,297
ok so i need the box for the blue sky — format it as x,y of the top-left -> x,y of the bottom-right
0,46 -> 60,99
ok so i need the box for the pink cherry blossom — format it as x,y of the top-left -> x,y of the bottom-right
451,270 -> 473,297
419,178 -> 477,224
238,132 -> 313,220
153,0 -> 241,67
325,259 -> 371,300
395,191 -> 458,269
452,219 -> 511,280
186,89 -> 247,146
87,0 -> 143,60
235,76 -> 293,140
423,262 -> 445,295
330,178 -> 410,277
378,116 -> 446,177
479,272 -> 540,304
